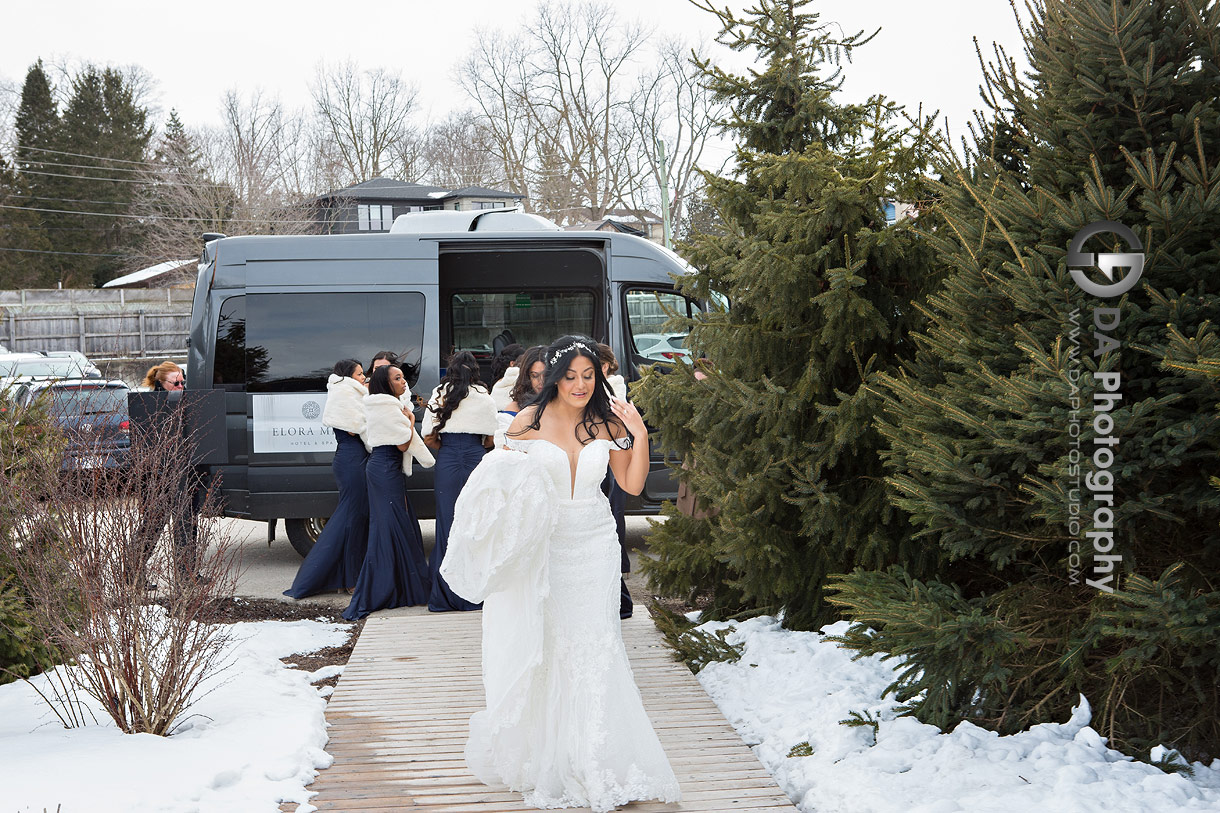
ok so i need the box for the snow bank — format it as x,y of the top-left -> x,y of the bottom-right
0,618 -> 351,812
696,617 -> 1220,813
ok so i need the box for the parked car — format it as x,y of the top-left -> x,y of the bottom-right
0,354 -> 98,386
633,332 -> 690,363
42,351 -> 102,379
11,379 -> 132,471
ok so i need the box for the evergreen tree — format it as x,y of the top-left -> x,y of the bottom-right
10,59 -> 60,286
828,0 -> 1220,759
14,59 -> 59,176
0,157 -> 54,288
632,0 -> 941,629
52,66 -> 151,287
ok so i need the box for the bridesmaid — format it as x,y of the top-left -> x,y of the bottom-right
284,359 -> 369,599
343,364 -> 434,621
597,343 -> 632,619
504,345 -> 548,415
422,351 -> 499,612
494,345 -> 547,447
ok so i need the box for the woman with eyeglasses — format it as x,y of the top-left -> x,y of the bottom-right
142,361 -> 185,391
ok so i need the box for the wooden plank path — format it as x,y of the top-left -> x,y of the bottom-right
288,611 -> 797,812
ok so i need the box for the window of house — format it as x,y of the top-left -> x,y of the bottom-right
213,292 -> 426,392
357,204 -> 396,231
449,291 -> 595,358
473,201 -> 508,210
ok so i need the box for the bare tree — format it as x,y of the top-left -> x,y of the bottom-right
457,1 -> 722,228
417,110 -> 505,190
630,39 -> 725,236
311,60 -> 419,185
457,30 -> 540,201
124,92 -> 319,274
525,1 -> 649,221
0,394 -> 241,736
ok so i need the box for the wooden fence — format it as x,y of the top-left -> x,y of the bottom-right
0,289 -> 192,359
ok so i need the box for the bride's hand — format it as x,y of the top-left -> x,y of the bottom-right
610,397 -> 646,439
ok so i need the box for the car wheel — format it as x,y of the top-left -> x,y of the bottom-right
285,517 -> 327,558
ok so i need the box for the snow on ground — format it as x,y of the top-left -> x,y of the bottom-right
0,617 -> 350,812
694,616 -> 1220,813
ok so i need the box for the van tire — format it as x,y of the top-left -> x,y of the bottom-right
286,517 -> 327,558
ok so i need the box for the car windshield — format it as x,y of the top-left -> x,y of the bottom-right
11,360 -> 84,377
47,385 -> 128,417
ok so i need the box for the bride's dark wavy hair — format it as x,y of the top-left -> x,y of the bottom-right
510,335 -> 618,445
430,351 -> 484,434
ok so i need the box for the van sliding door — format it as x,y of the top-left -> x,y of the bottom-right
439,243 -> 608,376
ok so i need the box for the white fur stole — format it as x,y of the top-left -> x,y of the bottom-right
364,393 -> 435,474
491,366 -> 519,411
605,373 -> 627,402
322,375 -> 368,442
422,383 -> 500,437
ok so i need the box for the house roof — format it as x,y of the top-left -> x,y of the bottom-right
317,177 -> 524,203
447,185 -> 524,200
102,259 -> 194,288
564,219 -> 647,237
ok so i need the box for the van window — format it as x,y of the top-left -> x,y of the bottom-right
214,296 -> 247,390
625,289 -> 702,364
450,291 -> 595,358
213,292 -> 426,392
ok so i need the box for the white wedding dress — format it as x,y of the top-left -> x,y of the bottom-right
440,437 -> 681,812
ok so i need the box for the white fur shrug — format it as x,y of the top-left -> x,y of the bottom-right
606,373 -> 627,402
322,375 -> 369,444
491,366 -> 519,411
421,383 -> 499,437
364,393 -> 435,475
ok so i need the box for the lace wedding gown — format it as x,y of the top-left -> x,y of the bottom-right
440,437 -> 681,812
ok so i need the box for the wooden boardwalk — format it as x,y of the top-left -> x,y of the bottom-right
290,611 -> 796,812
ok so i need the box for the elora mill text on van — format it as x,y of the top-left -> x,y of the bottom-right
178,207 -> 705,556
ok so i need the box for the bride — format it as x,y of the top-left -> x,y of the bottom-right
440,335 -> 681,812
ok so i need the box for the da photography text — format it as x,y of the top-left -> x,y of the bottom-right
1064,221 -> 1143,593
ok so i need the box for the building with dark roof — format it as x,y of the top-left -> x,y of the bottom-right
562,208 -> 664,244
314,177 -> 526,234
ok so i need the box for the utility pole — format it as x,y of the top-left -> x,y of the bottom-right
657,139 -> 672,250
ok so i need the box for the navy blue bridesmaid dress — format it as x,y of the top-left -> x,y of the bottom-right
343,444 -> 430,621
429,432 -> 487,611
284,429 -> 369,598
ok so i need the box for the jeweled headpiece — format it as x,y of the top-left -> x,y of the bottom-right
549,341 -> 589,366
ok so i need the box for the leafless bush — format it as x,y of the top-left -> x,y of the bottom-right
0,395 -> 241,735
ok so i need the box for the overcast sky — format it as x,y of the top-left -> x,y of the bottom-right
2,0 -> 1029,164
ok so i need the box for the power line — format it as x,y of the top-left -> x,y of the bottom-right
13,143 -> 162,168
0,202 -> 318,225
0,246 -> 126,257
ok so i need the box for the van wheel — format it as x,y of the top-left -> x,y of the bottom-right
286,517 -> 327,558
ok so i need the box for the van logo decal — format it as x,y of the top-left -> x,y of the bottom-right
301,400 -> 322,420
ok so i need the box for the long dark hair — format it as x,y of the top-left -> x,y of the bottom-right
490,343 -> 525,383
430,351 -> 484,434
367,364 -> 397,396
509,345 -> 548,406
333,358 -> 362,379
509,335 -> 618,445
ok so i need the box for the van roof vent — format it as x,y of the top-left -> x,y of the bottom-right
389,207 -> 561,234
